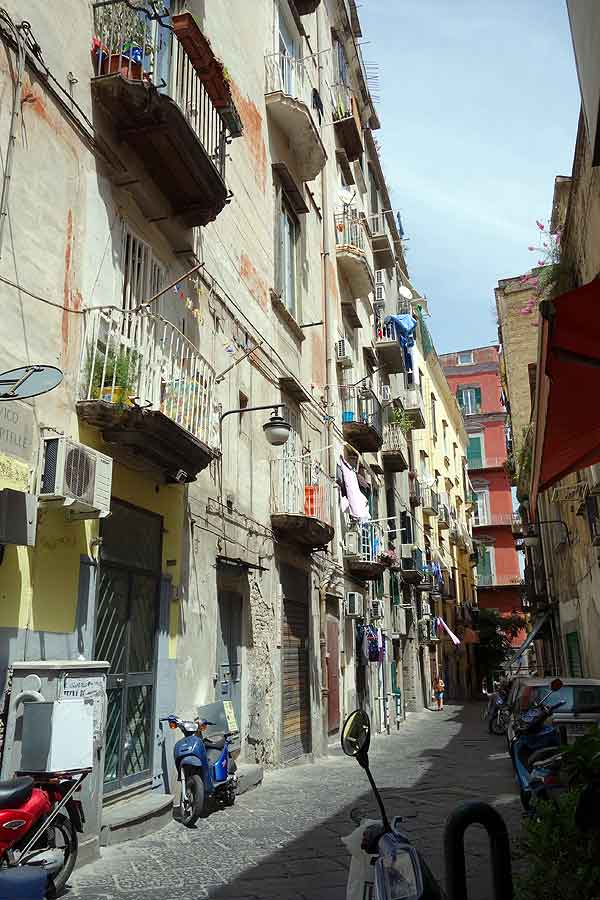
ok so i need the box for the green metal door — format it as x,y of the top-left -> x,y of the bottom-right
96,501 -> 162,794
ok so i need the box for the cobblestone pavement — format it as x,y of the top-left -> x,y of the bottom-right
69,704 -> 522,899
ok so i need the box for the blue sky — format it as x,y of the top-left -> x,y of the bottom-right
360,0 -> 581,353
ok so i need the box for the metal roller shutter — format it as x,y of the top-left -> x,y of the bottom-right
281,566 -> 311,762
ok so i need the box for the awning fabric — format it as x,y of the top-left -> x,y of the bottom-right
532,280 -> 600,506
512,612 -> 550,660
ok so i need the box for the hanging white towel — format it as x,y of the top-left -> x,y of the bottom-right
340,457 -> 370,522
437,616 -> 461,646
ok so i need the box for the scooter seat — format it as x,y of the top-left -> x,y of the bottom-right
204,736 -> 226,751
0,776 -> 33,809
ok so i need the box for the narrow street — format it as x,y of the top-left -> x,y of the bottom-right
70,704 -> 521,900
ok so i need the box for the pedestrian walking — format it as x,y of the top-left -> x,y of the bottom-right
433,676 -> 445,710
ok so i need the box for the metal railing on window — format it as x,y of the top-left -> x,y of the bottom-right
80,306 -> 215,447
92,1 -> 227,180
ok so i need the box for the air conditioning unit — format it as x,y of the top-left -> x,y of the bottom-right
346,591 -> 364,617
39,437 -> 112,519
370,599 -> 384,619
382,385 -> 392,402
335,338 -> 353,368
344,530 -> 361,556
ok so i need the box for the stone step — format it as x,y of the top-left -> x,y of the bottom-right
100,791 -> 174,847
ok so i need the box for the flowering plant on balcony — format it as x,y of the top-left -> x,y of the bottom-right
378,548 -> 398,567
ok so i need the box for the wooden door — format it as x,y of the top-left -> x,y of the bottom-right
281,565 -> 311,762
327,616 -> 340,734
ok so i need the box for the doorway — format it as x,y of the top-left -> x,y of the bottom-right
280,562 -> 311,763
95,500 -> 162,795
215,591 -> 243,729
326,615 -> 340,734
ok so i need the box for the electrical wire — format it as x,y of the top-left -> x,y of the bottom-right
0,274 -> 85,313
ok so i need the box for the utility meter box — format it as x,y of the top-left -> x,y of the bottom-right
20,700 -> 94,773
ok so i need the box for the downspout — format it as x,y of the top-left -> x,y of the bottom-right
317,5 -> 337,750
0,15 -> 26,260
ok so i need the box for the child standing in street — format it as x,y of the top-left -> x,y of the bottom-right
433,676 -> 445,710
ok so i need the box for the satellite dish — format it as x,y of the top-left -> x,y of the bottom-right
0,365 -> 63,400
399,286 -> 413,300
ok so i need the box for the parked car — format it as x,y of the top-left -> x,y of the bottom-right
506,677 -> 600,747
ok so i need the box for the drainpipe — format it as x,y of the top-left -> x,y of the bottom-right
317,5 -> 337,752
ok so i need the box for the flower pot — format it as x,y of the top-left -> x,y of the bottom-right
98,52 -> 143,81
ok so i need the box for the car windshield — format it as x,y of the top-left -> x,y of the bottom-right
528,685 -> 600,713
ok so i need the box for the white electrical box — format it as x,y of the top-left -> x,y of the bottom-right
20,700 -> 94,773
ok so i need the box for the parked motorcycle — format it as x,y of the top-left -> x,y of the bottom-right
162,715 -> 237,827
509,677 -> 565,811
487,691 -> 510,736
341,709 -> 514,900
0,771 -> 86,897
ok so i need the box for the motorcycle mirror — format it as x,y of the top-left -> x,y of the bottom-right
550,678 -> 564,692
341,709 -> 371,759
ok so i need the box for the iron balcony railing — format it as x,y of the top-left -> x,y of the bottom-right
473,512 -> 515,527
402,383 -> 425,413
265,51 -> 316,109
335,212 -> 367,252
331,81 -> 355,122
80,306 -> 215,447
402,546 -> 423,573
92,1 -> 227,180
341,386 -> 383,436
365,212 -> 393,246
477,574 -> 522,588
383,422 -> 408,456
374,318 -> 397,345
422,488 -> 439,514
345,521 -> 386,564
397,298 -> 412,315
467,456 -> 506,470
270,455 -> 333,526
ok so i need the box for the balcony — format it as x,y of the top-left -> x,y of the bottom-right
332,82 -> 363,162
467,456 -> 506,471
409,474 -> 422,507
401,384 -> 426,430
374,318 -> 405,373
473,512 -> 515,528
477,574 -> 523,588
91,5 -> 239,227
438,502 -> 450,529
382,423 -> 409,472
77,306 -> 216,482
265,52 -> 326,182
422,488 -> 439,516
365,213 -> 395,269
344,522 -> 387,580
400,546 -> 424,584
335,213 -> 374,298
341,386 -> 383,452
270,456 -> 334,548
449,520 -> 460,545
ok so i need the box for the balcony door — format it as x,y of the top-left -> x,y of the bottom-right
467,433 -> 484,468
278,3 -> 299,95
474,488 -> 490,526
280,400 -> 302,515
478,545 -> 495,585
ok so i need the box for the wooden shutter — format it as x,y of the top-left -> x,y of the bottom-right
474,387 -> 482,412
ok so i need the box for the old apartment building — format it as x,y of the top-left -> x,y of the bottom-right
0,0 -> 476,848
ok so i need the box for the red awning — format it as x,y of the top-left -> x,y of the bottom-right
531,280 -> 600,509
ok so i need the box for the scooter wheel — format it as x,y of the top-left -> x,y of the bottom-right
182,773 -> 209,827
31,812 -> 78,898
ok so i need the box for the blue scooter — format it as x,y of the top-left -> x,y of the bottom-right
161,715 -> 237,826
509,678 -> 566,811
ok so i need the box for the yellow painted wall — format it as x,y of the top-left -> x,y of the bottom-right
0,426 -> 185,665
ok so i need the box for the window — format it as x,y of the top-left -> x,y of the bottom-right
457,386 -> 481,415
473,489 -> 490,526
120,224 -> 165,311
279,197 -> 299,319
443,422 -> 448,456
431,393 -> 437,437
467,433 -> 484,468
278,3 -> 299,94
457,350 -> 474,365
333,33 -> 349,86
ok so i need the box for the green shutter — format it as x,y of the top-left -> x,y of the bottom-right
467,436 -> 483,467
456,389 -> 465,411
474,387 -> 482,412
478,546 -> 492,577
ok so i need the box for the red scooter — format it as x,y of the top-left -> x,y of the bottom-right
0,771 -> 86,897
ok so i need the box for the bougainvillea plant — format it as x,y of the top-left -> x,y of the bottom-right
518,220 -> 562,325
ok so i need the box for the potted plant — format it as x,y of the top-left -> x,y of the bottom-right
84,345 -> 139,408
378,548 -> 398,568
92,4 -> 152,81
